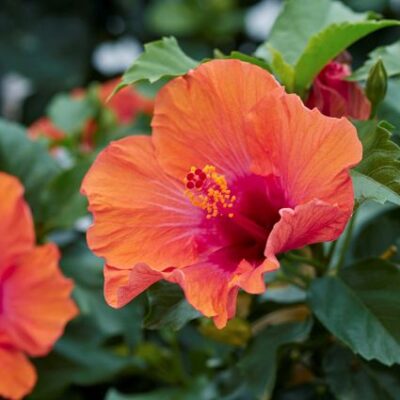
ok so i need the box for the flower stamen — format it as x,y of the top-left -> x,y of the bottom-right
184,165 -> 236,219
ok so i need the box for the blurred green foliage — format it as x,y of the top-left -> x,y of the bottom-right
1,1 -> 400,400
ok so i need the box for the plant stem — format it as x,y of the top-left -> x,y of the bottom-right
335,209 -> 358,271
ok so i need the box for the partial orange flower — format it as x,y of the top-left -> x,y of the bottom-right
29,79 -> 153,153
306,59 -> 371,120
0,172 -> 78,400
82,60 -> 362,328
28,117 -> 65,144
28,116 -> 96,149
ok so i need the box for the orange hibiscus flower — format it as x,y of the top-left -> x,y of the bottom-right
0,172 -> 78,399
81,60 -> 362,328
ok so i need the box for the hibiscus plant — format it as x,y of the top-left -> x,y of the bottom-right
1,0 -> 400,399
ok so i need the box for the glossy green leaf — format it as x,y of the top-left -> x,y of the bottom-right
352,121 -> 400,205
263,0 -> 366,65
352,40 -> 400,81
120,37 -> 199,89
294,19 -> 398,93
238,319 -> 312,398
144,281 -> 200,330
309,259 -> 400,365
324,345 -> 400,400
0,119 -> 59,215
256,0 -> 400,93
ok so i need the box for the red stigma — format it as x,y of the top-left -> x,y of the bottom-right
186,173 -> 195,181
186,181 -> 195,189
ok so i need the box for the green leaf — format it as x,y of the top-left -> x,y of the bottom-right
40,160 -> 90,230
352,120 -> 400,205
324,345 -> 400,400
238,319 -> 312,398
262,0 -> 366,66
214,49 -> 271,72
294,19 -> 398,93
256,0 -> 400,94
0,119 -> 59,216
48,94 -> 96,133
309,259 -> 400,366
121,37 -> 199,89
144,281 -> 200,330
352,206 -> 400,263
261,284 -> 306,304
269,45 -> 295,90
61,240 -> 144,345
31,325 -> 139,400
106,377 -> 217,400
352,40 -> 400,81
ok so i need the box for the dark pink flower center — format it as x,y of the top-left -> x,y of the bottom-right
185,166 -> 288,267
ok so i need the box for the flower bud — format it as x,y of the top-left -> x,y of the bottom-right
366,58 -> 388,114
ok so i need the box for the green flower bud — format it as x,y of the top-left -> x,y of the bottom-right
366,58 -> 388,115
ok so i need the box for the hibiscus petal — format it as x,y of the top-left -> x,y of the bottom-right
104,263 -> 164,308
246,92 -> 362,209
0,172 -> 34,269
266,200 -> 351,258
152,59 -> 283,180
81,136 -> 203,270
104,261 -> 238,329
104,248 -> 278,329
0,345 -> 36,400
1,244 -> 77,357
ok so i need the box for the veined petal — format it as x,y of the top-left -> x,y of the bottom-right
1,244 -> 77,357
246,92 -> 362,209
0,173 -> 34,269
104,246 -> 278,329
152,59 -> 283,180
81,136 -> 202,270
266,200 -> 351,258
0,345 -> 36,400
104,264 -> 164,308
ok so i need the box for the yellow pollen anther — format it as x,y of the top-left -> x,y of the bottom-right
183,165 -> 235,219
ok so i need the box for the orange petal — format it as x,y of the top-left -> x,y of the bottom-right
104,264 -> 163,308
81,135 -> 202,270
266,200 -> 351,257
104,250 -> 278,329
1,244 -> 77,357
0,172 -> 34,269
0,345 -> 36,400
152,59 -> 283,180
246,92 -> 362,209
104,261 -> 237,329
